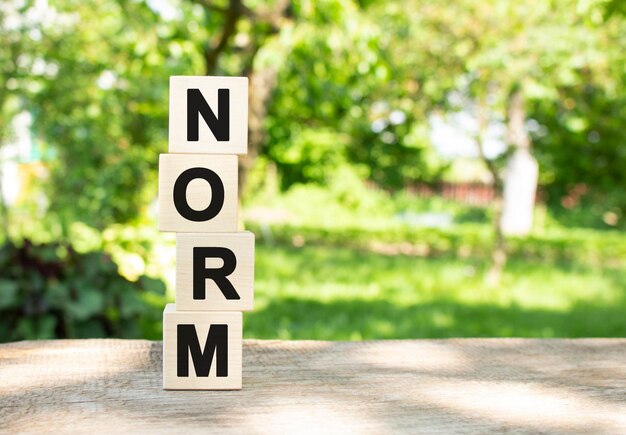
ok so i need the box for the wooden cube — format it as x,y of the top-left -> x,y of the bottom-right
169,76 -> 248,155
176,232 -> 254,312
163,304 -> 242,390
158,153 -> 238,233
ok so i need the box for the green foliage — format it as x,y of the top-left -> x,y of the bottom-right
545,199 -> 624,230
391,192 -> 491,224
0,239 -> 166,342
248,220 -> 626,268
1,0 -> 626,342
27,1 -> 186,229
532,75 -> 626,227
248,167 -> 395,228
245,173 -> 626,264
264,0 -> 445,189
2,0 -> 210,230
3,0 -> 625,231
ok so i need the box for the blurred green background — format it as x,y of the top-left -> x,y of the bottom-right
1,0 -> 625,342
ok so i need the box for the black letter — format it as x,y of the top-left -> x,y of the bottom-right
193,247 -> 239,300
177,324 -> 228,377
173,167 -> 224,222
187,88 -> 230,141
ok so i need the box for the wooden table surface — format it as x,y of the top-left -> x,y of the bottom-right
0,339 -> 625,434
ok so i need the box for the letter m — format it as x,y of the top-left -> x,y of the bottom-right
187,88 -> 230,142
177,324 -> 228,377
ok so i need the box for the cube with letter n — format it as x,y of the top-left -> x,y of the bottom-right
168,76 -> 248,155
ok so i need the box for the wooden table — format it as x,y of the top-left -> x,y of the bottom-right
1,339 -> 625,433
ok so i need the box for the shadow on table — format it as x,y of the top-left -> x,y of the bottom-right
1,337 -> 625,433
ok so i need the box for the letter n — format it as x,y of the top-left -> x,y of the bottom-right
187,88 -> 230,141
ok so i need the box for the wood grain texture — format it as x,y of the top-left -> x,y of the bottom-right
158,153 -> 238,233
163,305 -> 242,390
1,338 -> 625,434
176,232 -> 255,311
169,76 -> 248,155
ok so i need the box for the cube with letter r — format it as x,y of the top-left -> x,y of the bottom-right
176,232 -> 255,312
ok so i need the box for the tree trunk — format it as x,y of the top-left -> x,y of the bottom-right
500,149 -> 538,236
239,64 -> 277,197
475,102 -> 506,286
484,86 -> 537,285
195,0 -> 290,205
237,1 -> 291,200
485,194 -> 507,286
202,0 -> 242,76
500,88 -> 538,236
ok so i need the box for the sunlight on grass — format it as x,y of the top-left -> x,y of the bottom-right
248,243 -> 626,340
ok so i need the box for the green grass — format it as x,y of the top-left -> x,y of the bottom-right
246,242 -> 626,340
7,191 -> 625,341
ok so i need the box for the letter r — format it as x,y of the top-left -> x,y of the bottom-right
193,247 -> 240,300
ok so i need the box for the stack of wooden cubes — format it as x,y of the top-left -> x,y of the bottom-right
159,76 -> 253,390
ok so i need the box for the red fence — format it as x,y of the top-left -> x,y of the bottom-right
407,182 -> 546,206
366,181 -> 545,207
407,182 -> 496,206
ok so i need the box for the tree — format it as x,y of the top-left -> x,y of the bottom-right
187,0 -> 293,194
531,13 -> 626,229
373,0 -> 621,282
262,0 -> 447,190
25,0 -> 201,231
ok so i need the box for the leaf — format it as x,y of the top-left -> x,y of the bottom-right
120,291 -> 145,317
139,276 -> 166,295
66,288 -> 104,320
0,280 -> 19,309
74,320 -> 106,338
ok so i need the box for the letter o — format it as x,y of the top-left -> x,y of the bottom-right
173,167 -> 225,222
